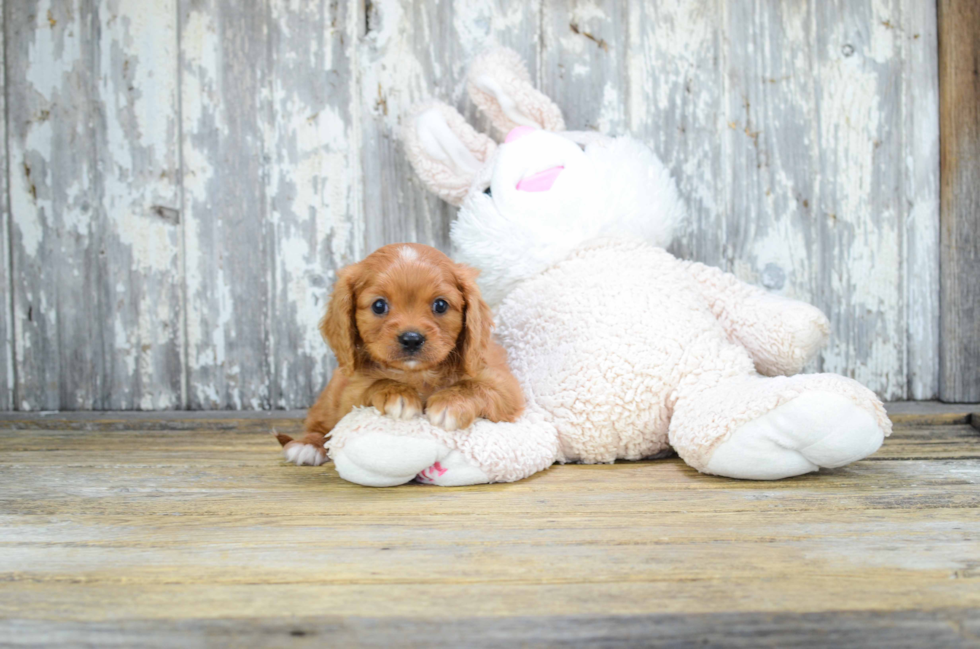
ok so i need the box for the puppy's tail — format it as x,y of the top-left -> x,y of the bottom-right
272,429 -> 294,447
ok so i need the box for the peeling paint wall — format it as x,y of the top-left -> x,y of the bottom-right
0,0 -> 940,410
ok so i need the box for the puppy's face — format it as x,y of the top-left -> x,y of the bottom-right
355,246 -> 464,371
321,244 -> 491,374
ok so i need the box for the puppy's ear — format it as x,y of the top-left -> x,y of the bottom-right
320,265 -> 361,375
455,264 -> 493,376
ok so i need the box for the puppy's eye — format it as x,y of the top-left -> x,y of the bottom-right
483,186 -> 492,197
371,299 -> 388,315
432,298 -> 449,314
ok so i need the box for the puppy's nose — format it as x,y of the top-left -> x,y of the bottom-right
398,331 -> 425,353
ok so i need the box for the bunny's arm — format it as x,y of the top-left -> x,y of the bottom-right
326,407 -> 560,487
682,261 -> 829,376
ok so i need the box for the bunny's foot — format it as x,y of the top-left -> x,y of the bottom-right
327,406 -> 561,487
702,391 -> 884,479
670,373 -> 890,480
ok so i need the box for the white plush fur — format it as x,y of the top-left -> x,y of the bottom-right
326,47 -> 891,487
453,131 -> 686,306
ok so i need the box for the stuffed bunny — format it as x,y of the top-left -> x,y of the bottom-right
293,47 -> 890,486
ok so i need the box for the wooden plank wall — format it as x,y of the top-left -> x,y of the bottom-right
938,0 -> 980,403
0,0 -> 941,410
0,0 -> 10,411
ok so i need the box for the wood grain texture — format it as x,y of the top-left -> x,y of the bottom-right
810,0 -> 906,396
623,1 -> 939,400
0,416 -> 978,646
4,1 -> 182,411
628,0 -> 726,266
0,0 -> 11,411
541,0 -> 628,135
732,1 -> 930,398
884,400 -> 980,426
6,1 -> 102,410
98,0 -> 184,410
179,0 -> 275,409
358,0 -> 451,254
1,1 -> 943,409
4,610 -> 979,648
938,0 -> 980,403
903,0 -> 941,400
264,0 -> 359,409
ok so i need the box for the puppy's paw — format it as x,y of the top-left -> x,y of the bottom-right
276,432 -> 328,467
283,442 -> 328,466
372,386 -> 423,420
426,389 -> 480,431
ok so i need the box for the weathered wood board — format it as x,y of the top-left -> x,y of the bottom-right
0,412 -> 978,646
938,0 -> 980,403
5,0 -> 183,410
0,0 -> 11,412
0,1 -> 943,409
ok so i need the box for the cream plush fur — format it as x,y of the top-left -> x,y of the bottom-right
292,48 -> 891,486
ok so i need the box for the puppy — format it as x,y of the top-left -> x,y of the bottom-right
277,243 -> 524,465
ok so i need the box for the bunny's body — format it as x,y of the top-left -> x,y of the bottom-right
289,48 -> 891,486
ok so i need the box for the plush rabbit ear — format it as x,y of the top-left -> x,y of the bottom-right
467,47 -> 565,137
402,101 -> 497,206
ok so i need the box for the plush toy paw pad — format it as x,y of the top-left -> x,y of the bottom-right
333,433 -> 449,487
415,450 -> 490,487
705,392 -> 884,480
282,442 -> 327,467
415,461 -> 448,484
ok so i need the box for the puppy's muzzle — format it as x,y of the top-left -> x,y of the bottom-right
397,331 -> 425,354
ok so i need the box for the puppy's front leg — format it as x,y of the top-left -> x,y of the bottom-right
426,380 -> 511,431
362,380 -> 424,420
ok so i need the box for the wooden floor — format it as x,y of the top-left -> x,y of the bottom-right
1,405 -> 979,647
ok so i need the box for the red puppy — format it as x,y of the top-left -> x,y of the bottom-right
278,243 -> 524,465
